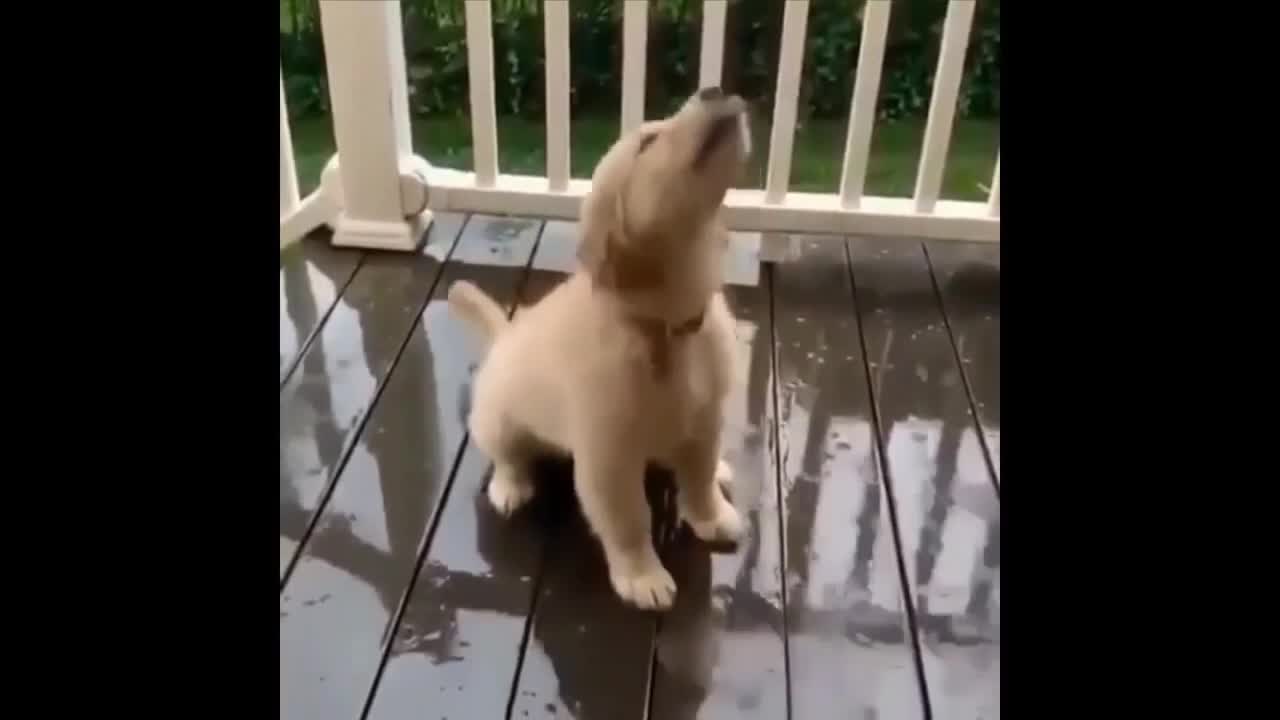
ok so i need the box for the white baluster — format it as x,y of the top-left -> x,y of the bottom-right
465,0 -> 500,187
621,1 -> 649,133
764,0 -> 810,204
838,0 -> 891,209
914,1 -> 976,214
544,1 -> 571,192
988,155 -> 1000,217
698,0 -> 728,88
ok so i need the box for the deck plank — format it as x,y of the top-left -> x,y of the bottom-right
647,266 -> 788,719
359,215 -> 551,720
507,479 -> 663,720
504,220 -> 667,720
280,235 -> 363,384
847,237 -> 1000,720
280,214 -> 541,720
280,214 -> 468,583
924,242 -> 1000,485
770,235 -> 926,719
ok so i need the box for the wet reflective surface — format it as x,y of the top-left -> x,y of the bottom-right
279,214 -> 468,583
278,218 -> 1000,720
361,215 -> 546,720
926,241 -> 1001,484
773,235 -> 924,719
509,473 -> 665,720
849,237 -> 1000,720
280,235 -> 362,384
724,230 -> 762,287
279,213 -> 470,720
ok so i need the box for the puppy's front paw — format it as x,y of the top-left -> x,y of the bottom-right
609,563 -> 678,611
486,465 -> 534,517
684,492 -> 745,544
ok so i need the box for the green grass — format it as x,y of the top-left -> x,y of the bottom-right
287,113 -> 998,201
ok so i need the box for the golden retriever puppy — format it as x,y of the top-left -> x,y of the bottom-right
448,87 -> 751,610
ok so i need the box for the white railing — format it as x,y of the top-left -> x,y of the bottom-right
279,0 -> 999,252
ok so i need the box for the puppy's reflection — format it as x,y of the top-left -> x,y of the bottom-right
651,529 -> 717,720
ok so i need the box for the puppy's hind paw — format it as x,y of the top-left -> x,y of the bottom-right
610,564 -> 678,611
486,465 -> 534,517
684,493 -> 745,545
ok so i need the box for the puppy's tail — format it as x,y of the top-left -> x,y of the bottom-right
447,280 -> 510,344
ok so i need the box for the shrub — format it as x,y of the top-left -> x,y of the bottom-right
281,0 -> 1000,123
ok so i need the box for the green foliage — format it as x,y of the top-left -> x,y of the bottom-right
281,0 -> 999,123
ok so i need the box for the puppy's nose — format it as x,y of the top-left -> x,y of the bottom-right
697,86 -> 724,102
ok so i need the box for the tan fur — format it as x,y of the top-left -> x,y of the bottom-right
450,89 -> 751,610
447,280 -> 509,346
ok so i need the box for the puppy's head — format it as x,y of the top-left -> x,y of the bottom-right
578,88 -> 751,291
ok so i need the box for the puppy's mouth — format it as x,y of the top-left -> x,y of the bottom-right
693,113 -> 744,170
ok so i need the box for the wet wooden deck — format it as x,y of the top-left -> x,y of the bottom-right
279,213 -> 1000,720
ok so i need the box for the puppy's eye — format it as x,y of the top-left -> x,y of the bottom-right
637,133 -> 658,154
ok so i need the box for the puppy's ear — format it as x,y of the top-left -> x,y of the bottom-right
577,191 -> 665,291
577,228 -> 665,291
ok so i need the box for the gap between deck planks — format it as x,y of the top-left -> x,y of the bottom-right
279,213 -> 469,586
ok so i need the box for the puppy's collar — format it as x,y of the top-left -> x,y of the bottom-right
629,307 -> 706,380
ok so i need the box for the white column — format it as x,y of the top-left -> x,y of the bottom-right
317,0 -> 431,251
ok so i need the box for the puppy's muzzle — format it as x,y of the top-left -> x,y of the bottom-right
690,87 -> 748,168
694,86 -> 747,118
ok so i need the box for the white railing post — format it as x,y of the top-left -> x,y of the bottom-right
621,1 -> 649,134
280,69 -> 300,221
764,0 -> 809,204
316,0 -> 431,251
698,0 -> 728,88
913,0 -> 976,214
838,0 -> 891,209
988,155 -> 1000,217
465,0 -> 500,187
544,1 -> 571,192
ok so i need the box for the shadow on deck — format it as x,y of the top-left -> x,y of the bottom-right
279,213 -> 1000,720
